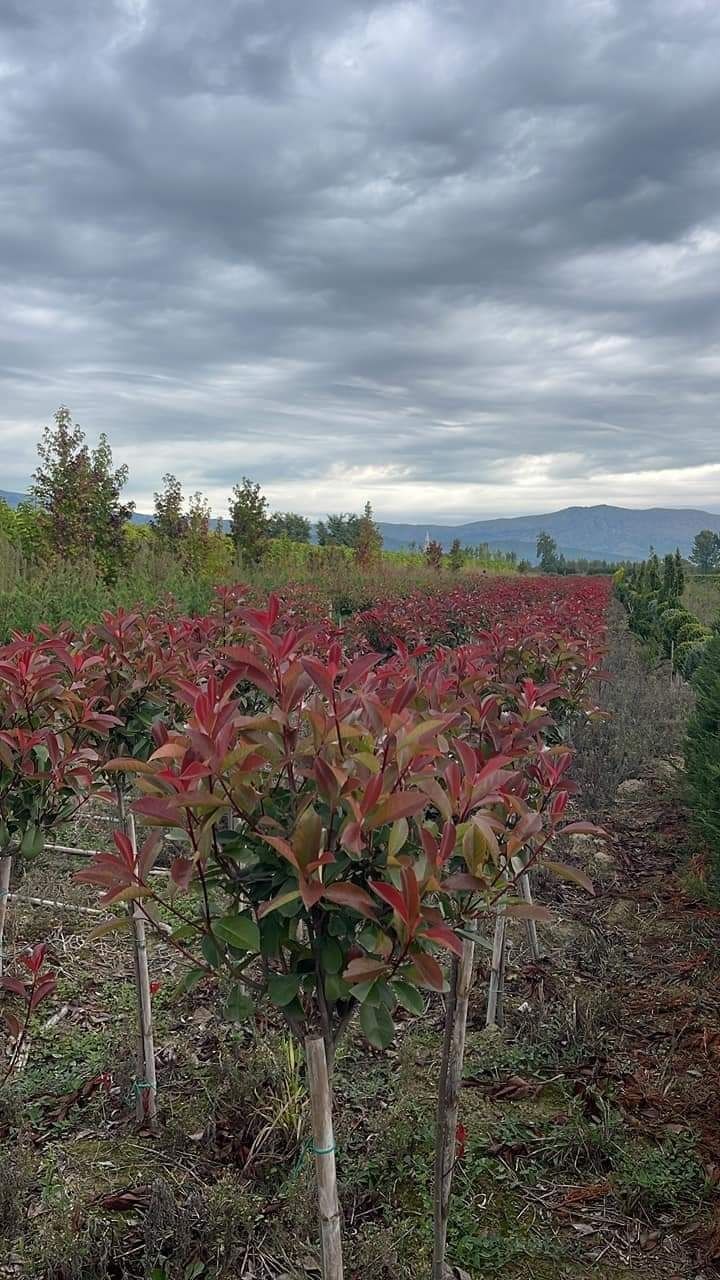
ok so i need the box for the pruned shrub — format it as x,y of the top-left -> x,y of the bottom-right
685,631 -> 720,890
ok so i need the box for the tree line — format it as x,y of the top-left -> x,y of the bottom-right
0,408 -> 389,580
0,408 -> 525,583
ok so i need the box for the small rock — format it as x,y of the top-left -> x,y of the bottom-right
650,758 -> 681,783
617,778 -> 648,799
606,898 -> 636,926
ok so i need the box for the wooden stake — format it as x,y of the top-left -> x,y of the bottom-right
486,903 -> 507,1028
305,1035 -> 344,1280
128,813 -> 158,1131
0,853 -> 12,977
432,931 -> 476,1280
116,788 -> 146,1120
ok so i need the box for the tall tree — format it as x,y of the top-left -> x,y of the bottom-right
354,502 -> 383,567
689,530 -> 720,574
425,539 -> 443,572
536,531 -> 560,573
267,511 -> 311,543
316,513 -> 361,548
31,407 -> 133,578
229,478 -> 269,563
448,538 -> 464,573
185,491 -> 213,571
674,548 -> 685,596
152,473 -> 187,544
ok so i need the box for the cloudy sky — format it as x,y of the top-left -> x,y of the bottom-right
2,0 -> 720,523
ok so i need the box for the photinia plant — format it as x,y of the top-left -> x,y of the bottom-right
1,941 -> 56,1085
70,579 -> 609,1280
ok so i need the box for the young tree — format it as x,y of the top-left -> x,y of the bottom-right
425,539 -> 443,571
316,513 -> 361,548
229,478 -> 269,564
674,548 -> 686,596
31,408 -> 133,579
267,512 -> 311,542
448,539 -> 464,573
536,531 -> 560,573
689,530 -> 720,574
89,434 -> 134,579
152,473 -> 187,545
185,491 -> 214,572
354,502 -> 383,568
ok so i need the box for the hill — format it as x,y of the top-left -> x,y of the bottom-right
3,490 -> 719,560
377,505 -> 720,560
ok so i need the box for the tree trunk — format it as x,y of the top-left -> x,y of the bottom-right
0,853 -> 12,977
433,932 -> 476,1280
305,1035 -> 344,1280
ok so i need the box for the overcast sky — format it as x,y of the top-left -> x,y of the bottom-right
2,0 -> 720,523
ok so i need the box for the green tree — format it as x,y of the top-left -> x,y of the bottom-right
229,478 -> 269,564
185,491 -> 213,571
152,473 -> 187,545
316,513 -> 361,548
425,538 -> 443,571
448,538 -> 464,572
646,549 -> 661,593
674,548 -> 686,597
354,502 -> 383,568
267,511 -> 311,542
536,531 -> 560,573
31,407 -> 133,579
689,530 -> 720,574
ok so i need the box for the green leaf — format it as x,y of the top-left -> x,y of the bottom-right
392,979 -> 425,1016
87,916 -> 130,942
360,1001 -> 395,1049
320,938 -> 343,975
349,978 -> 380,1005
374,980 -> 397,1011
176,967 -> 207,995
268,973 -> 302,1007
388,818 -> 409,859
201,933 -> 224,969
225,985 -> 255,1022
213,914 -> 260,952
259,914 -> 285,959
324,973 -> 351,1003
327,913 -> 347,938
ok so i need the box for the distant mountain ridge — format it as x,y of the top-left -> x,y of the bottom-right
2,490 -> 719,560
376,505 -> 720,560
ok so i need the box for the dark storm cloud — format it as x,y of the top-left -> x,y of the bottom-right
2,0 -> 720,519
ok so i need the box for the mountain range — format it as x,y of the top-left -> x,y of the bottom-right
376,505 -> 720,560
2,489 -> 719,561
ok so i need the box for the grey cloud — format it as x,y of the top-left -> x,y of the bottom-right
1,0 -> 720,519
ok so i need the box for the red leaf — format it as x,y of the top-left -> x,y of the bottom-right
370,879 -> 410,924
422,923 -> 463,957
410,950 -> 446,991
366,791 -> 427,829
322,883 -> 378,919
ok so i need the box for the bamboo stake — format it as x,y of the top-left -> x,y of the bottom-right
6,893 -> 106,916
432,931 -> 476,1280
128,812 -> 158,1131
0,853 -> 12,977
305,1035 -> 343,1280
119,791 -> 147,1123
486,903 -> 507,1028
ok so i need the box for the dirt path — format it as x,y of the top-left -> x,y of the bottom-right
461,764 -> 720,1280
